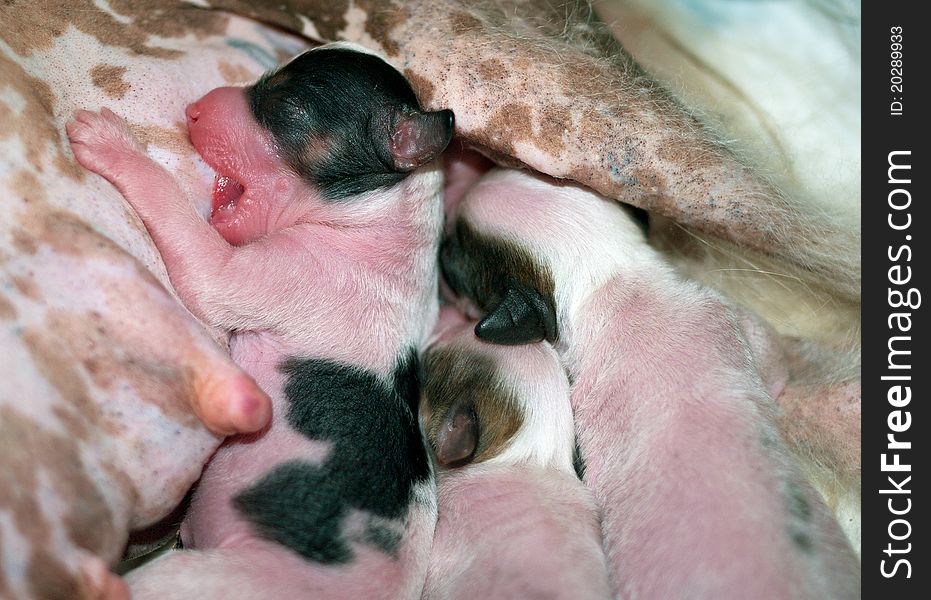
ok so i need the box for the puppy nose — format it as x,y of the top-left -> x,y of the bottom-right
186,103 -> 201,124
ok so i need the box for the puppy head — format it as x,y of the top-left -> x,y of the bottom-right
186,43 -> 454,243
247,45 -> 454,199
441,169 -> 658,349
419,307 -> 575,473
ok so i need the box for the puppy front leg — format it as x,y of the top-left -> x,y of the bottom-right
67,109 -> 236,324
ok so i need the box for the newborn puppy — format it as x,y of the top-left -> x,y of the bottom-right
441,169 -> 860,599
68,44 -> 453,599
419,306 -> 611,600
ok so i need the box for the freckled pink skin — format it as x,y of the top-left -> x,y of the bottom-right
453,171 -> 860,599
69,84 -> 441,599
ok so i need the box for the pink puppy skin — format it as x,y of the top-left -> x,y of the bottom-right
419,307 -> 612,600
69,43 -> 454,599
440,169 -> 860,599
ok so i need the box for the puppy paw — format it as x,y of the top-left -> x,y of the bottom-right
67,108 -> 145,179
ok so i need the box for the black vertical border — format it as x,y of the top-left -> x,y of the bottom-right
862,2 -> 927,597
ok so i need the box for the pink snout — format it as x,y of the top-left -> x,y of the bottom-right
184,86 -> 244,140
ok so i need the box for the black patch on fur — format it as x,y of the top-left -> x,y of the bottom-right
247,48 -> 450,200
441,218 -> 558,344
364,521 -> 404,555
623,203 -> 650,233
233,350 -> 430,564
572,437 -> 586,481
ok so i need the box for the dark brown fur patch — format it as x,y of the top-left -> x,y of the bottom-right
359,0 -> 408,56
289,0 -> 349,40
234,0 -> 409,56
537,105 -> 571,154
90,64 -> 130,99
441,218 -> 556,339
449,10 -> 482,34
476,58 -> 506,81
471,102 -> 534,156
421,346 -> 524,464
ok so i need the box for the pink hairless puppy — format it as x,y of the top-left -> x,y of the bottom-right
440,168 -> 860,599
419,306 -> 612,599
68,43 -> 453,598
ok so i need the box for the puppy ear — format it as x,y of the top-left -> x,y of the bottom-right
434,401 -> 478,468
475,281 -> 557,345
390,109 -> 455,171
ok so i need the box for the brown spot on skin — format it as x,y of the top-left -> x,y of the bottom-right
11,273 -> 42,301
12,172 -> 134,261
11,228 -> 39,255
631,167 -> 668,198
404,69 -> 434,107
536,105 -> 571,155
422,346 -> 524,464
218,60 -> 255,85
471,103 -> 534,155
777,380 -> 861,479
23,209 -> 124,259
0,1 -> 228,58
130,122 -> 194,156
216,0 -> 341,41
22,326 -> 105,437
0,292 -> 16,319
450,10 -> 482,34
11,170 -> 49,204
42,308 -> 203,431
0,406 -> 122,596
0,53 -> 83,180
476,58 -> 506,82
359,0 -> 409,57
90,64 -> 131,99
